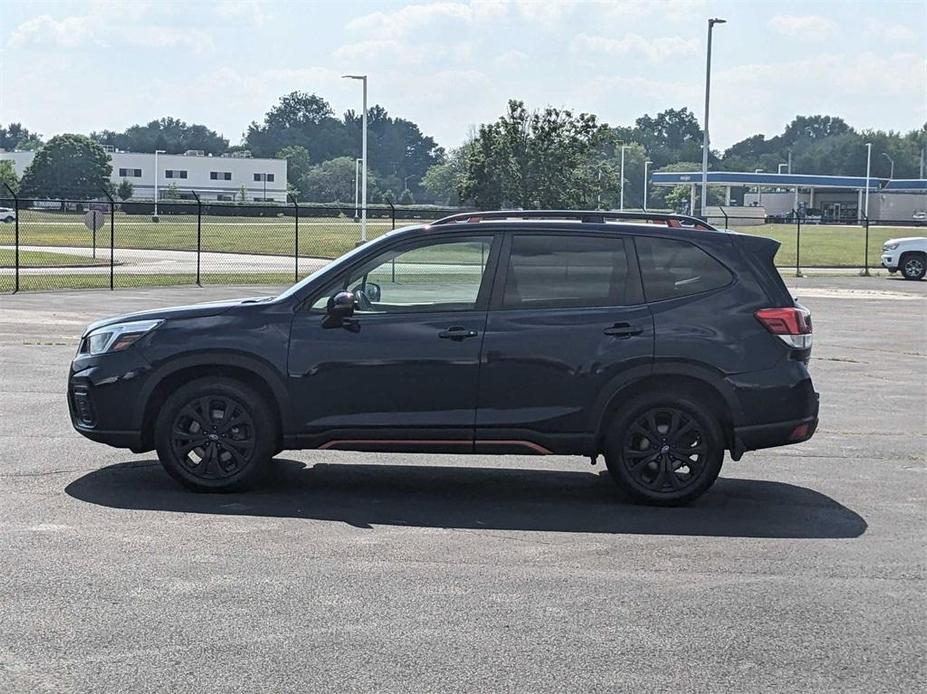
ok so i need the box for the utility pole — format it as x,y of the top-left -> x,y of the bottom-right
643,160 -> 652,210
153,149 -> 165,219
701,17 -> 726,217
865,142 -> 872,220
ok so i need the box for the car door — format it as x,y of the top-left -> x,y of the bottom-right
287,233 -> 501,451
475,231 -> 654,454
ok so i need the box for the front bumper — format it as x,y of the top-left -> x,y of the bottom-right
881,253 -> 896,270
68,351 -> 152,451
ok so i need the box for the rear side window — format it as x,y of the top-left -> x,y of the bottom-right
502,234 -> 637,309
635,236 -> 732,302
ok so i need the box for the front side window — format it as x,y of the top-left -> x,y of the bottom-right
635,236 -> 733,302
314,237 -> 494,314
501,234 -> 635,309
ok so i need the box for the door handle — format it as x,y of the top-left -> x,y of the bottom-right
439,327 -> 479,341
603,322 -> 643,338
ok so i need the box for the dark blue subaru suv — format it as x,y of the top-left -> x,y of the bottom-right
69,210 -> 819,505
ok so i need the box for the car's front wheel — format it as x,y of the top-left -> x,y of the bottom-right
154,377 -> 276,492
604,394 -> 725,506
900,252 -> 926,281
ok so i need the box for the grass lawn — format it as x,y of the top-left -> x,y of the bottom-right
730,223 -> 898,268
6,272 -> 295,292
0,248 -> 110,268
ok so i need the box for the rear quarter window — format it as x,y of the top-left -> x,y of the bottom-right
635,236 -> 733,302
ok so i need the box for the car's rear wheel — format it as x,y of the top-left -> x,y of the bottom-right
900,252 -> 926,281
604,394 -> 724,506
154,377 -> 276,492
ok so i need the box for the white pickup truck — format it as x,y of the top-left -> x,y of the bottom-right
881,236 -> 927,280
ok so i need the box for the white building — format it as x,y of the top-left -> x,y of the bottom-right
0,148 -> 288,202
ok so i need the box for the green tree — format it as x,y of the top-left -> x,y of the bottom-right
0,123 -> 42,151
276,145 -> 312,194
91,117 -> 228,155
459,100 -> 610,209
422,145 -> 470,205
117,178 -> 133,200
19,134 -> 112,199
0,160 -> 19,194
398,188 -> 414,205
299,156 -> 378,203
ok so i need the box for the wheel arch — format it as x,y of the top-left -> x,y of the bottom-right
136,353 -> 289,452
594,368 -> 740,455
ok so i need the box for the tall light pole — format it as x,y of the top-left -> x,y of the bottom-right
343,74 -> 367,242
881,152 -> 894,179
643,160 -> 652,210
153,149 -> 165,219
755,168 -> 763,207
778,163 -> 788,174
619,144 -> 629,210
354,158 -> 362,220
701,17 -> 726,217
865,142 -> 872,219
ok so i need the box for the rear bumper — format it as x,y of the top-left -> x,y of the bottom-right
733,392 -> 819,455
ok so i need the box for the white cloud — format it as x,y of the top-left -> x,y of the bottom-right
768,14 -> 837,39
334,39 -> 473,66
347,2 -> 491,34
122,27 -> 215,53
215,0 -> 271,27
864,18 -> 918,42
494,49 -> 529,68
9,15 -> 98,48
571,33 -> 700,62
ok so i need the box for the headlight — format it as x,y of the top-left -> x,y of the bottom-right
79,319 -> 163,355
883,243 -> 899,251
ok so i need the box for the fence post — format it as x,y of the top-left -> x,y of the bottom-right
3,183 -> 18,293
717,205 -> 729,229
862,214 -> 871,277
101,188 -> 116,290
191,191 -> 202,286
289,193 -> 299,283
794,209 -> 803,278
387,197 -> 396,231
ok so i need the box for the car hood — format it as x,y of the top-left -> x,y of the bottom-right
81,296 -> 274,337
885,237 -> 926,245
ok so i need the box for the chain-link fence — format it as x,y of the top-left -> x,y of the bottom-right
1,195 -> 924,293
0,193 -> 466,293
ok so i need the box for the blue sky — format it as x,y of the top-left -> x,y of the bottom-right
1,0 -> 924,152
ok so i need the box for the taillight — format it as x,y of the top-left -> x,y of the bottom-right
755,305 -> 813,350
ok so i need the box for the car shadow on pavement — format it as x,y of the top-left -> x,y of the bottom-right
65,458 -> 867,539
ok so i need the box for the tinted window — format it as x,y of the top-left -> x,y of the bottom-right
635,236 -> 732,302
502,234 -> 634,309
313,238 -> 493,314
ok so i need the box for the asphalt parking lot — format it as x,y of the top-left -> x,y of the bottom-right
1,276 -> 925,693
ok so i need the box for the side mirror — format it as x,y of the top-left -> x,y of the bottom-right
365,282 -> 381,303
327,291 -> 355,318
322,290 -> 357,330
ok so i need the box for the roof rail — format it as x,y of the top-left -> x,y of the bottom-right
430,209 -> 718,230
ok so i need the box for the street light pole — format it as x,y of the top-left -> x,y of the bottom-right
755,168 -> 763,207
865,142 -> 872,219
343,74 -> 368,243
643,160 -> 652,210
619,145 -> 629,211
881,152 -> 894,179
354,158 -> 362,219
778,163 -> 788,174
153,149 -> 165,218
701,17 -> 726,218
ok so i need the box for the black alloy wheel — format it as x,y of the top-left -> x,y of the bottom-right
170,395 -> 256,481
605,395 -> 724,505
155,377 -> 275,491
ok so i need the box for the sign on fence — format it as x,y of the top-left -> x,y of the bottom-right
83,209 -> 106,232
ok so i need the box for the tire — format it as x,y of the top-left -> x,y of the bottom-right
900,252 -> 926,281
604,393 -> 725,506
154,377 -> 277,492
